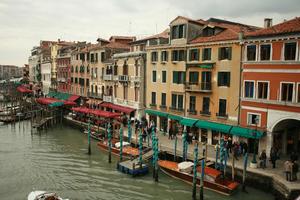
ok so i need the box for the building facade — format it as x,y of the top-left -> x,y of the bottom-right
241,18 -> 300,155
57,45 -> 74,93
0,65 -> 22,80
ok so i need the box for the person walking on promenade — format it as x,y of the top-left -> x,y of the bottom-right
259,150 -> 267,169
284,160 -> 292,181
270,147 -> 278,168
233,142 -> 239,160
292,161 -> 299,181
291,151 -> 298,162
168,127 -> 173,140
228,137 -> 232,153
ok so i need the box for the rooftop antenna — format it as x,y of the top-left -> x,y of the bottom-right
129,21 -> 132,35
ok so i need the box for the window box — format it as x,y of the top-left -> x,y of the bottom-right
216,113 -> 228,119
150,103 -> 157,108
160,105 -> 167,109
200,111 -> 211,116
188,109 -> 197,115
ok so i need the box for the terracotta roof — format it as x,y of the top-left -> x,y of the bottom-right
190,18 -> 260,44
109,36 -> 136,41
103,42 -> 130,50
170,16 -> 206,26
132,29 -> 169,44
246,17 -> 300,38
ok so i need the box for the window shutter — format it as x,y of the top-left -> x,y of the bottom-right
228,47 -> 232,60
202,49 -> 205,61
218,48 -> 221,60
208,49 -> 211,60
227,72 -> 231,87
173,71 -> 178,84
166,51 -> 168,61
189,49 -> 192,61
183,72 -> 186,84
217,72 -> 221,86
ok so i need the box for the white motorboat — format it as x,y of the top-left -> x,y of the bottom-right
28,191 -> 69,200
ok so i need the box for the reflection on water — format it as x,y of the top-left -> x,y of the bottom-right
0,121 -> 274,200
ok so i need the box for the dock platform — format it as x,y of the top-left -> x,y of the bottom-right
117,149 -> 153,176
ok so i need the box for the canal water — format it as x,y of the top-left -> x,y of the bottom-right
0,121 -> 274,200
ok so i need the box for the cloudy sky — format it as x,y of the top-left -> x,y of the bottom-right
0,0 -> 299,66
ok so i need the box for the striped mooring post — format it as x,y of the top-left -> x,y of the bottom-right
108,123 -> 112,163
200,159 -> 205,200
174,135 -> 177,161
88,117 -> 91,155
192,143 -> 199,199
182,129 -> 187,161
154,136 -> 159,182
119,125 -> 123,161
138,128 -> 143,165
127,119 -> 132,144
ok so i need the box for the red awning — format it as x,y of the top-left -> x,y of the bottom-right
63,100 -> 77,106
17,86 -> 33,93
71,107 -> 121,118
100,102 -> 135,114
36,97 -> 61,105
68,95 -> 80,102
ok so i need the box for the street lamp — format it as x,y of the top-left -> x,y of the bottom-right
251,117 -> 259,164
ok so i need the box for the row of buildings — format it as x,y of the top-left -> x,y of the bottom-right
28,16 -> 300,157
0,65 -> 23,80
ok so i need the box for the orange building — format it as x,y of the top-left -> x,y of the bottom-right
241,18 -> 300,155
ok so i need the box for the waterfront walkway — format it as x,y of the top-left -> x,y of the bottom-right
121,127 -> 300,194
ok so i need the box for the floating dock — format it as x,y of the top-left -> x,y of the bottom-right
117,150 -> 153,176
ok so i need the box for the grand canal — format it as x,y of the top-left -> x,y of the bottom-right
0,121 -> 274,200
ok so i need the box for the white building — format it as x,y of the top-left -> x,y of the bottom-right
41,60 -> 52,94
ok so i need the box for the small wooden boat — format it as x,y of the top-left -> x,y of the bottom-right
97,140 -> 140,158
83,129 -> 104,141
27,191 -> 69,200
158,160 -> 239,196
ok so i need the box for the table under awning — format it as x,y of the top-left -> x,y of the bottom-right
71,107 -> 121,119
100,102 -> 135,114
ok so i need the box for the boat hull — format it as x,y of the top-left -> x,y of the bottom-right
97,142 -> 138,159
159,161 -> 238,196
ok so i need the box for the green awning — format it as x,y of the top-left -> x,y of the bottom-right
200,64 -> 213,69
230,126 -> 264,139
47,91 -> 57,98
180,118 -> 198,127
168,114 -> 183,121
49,101 -> 64,107
186,63 -> 214,69
195,120 -> 232,133
145,109 -> 168,118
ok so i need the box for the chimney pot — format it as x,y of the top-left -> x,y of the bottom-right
264,18 -> 273,28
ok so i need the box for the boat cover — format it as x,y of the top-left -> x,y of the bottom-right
115,141 -> 130,148
178,161 -> 194,173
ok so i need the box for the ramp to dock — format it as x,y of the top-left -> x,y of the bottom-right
32,117 -> 53,129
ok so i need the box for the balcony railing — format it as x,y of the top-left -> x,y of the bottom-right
216,112 -> 228,119
103,95 -> 113,103
103,74 -> 113,81
130,76 -> 141,82
114,98 -> 142,108
118,75 -> 129,82
185,82 -> 212,92
88,92 -> 103,99
200,110 -> 211,116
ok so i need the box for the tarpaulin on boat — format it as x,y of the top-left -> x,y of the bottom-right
100,102 -> 135,114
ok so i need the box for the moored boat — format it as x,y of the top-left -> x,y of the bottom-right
27,191 -> 69,200
158,160 -> 239,196
97,140 -> 140,158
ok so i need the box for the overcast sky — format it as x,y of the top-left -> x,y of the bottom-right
0,0 -> 299,67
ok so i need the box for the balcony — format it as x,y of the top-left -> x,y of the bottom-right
118,75 -> 129,82
57,77 -> 66,82
114,98 -> 142,108
103,74 -> 113,81
185,82 -> 212,92
130,76 -> 141,82
88,92 -> 103,99
169,106 -> 184,113
103,95 -> 113,103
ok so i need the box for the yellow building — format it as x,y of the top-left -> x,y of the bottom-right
145,16 -> 259,145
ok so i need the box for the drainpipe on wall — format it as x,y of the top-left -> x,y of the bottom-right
237,32 -> 244,126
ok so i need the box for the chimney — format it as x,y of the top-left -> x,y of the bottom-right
58,38 -> 61,43
264,18 -> 273,28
